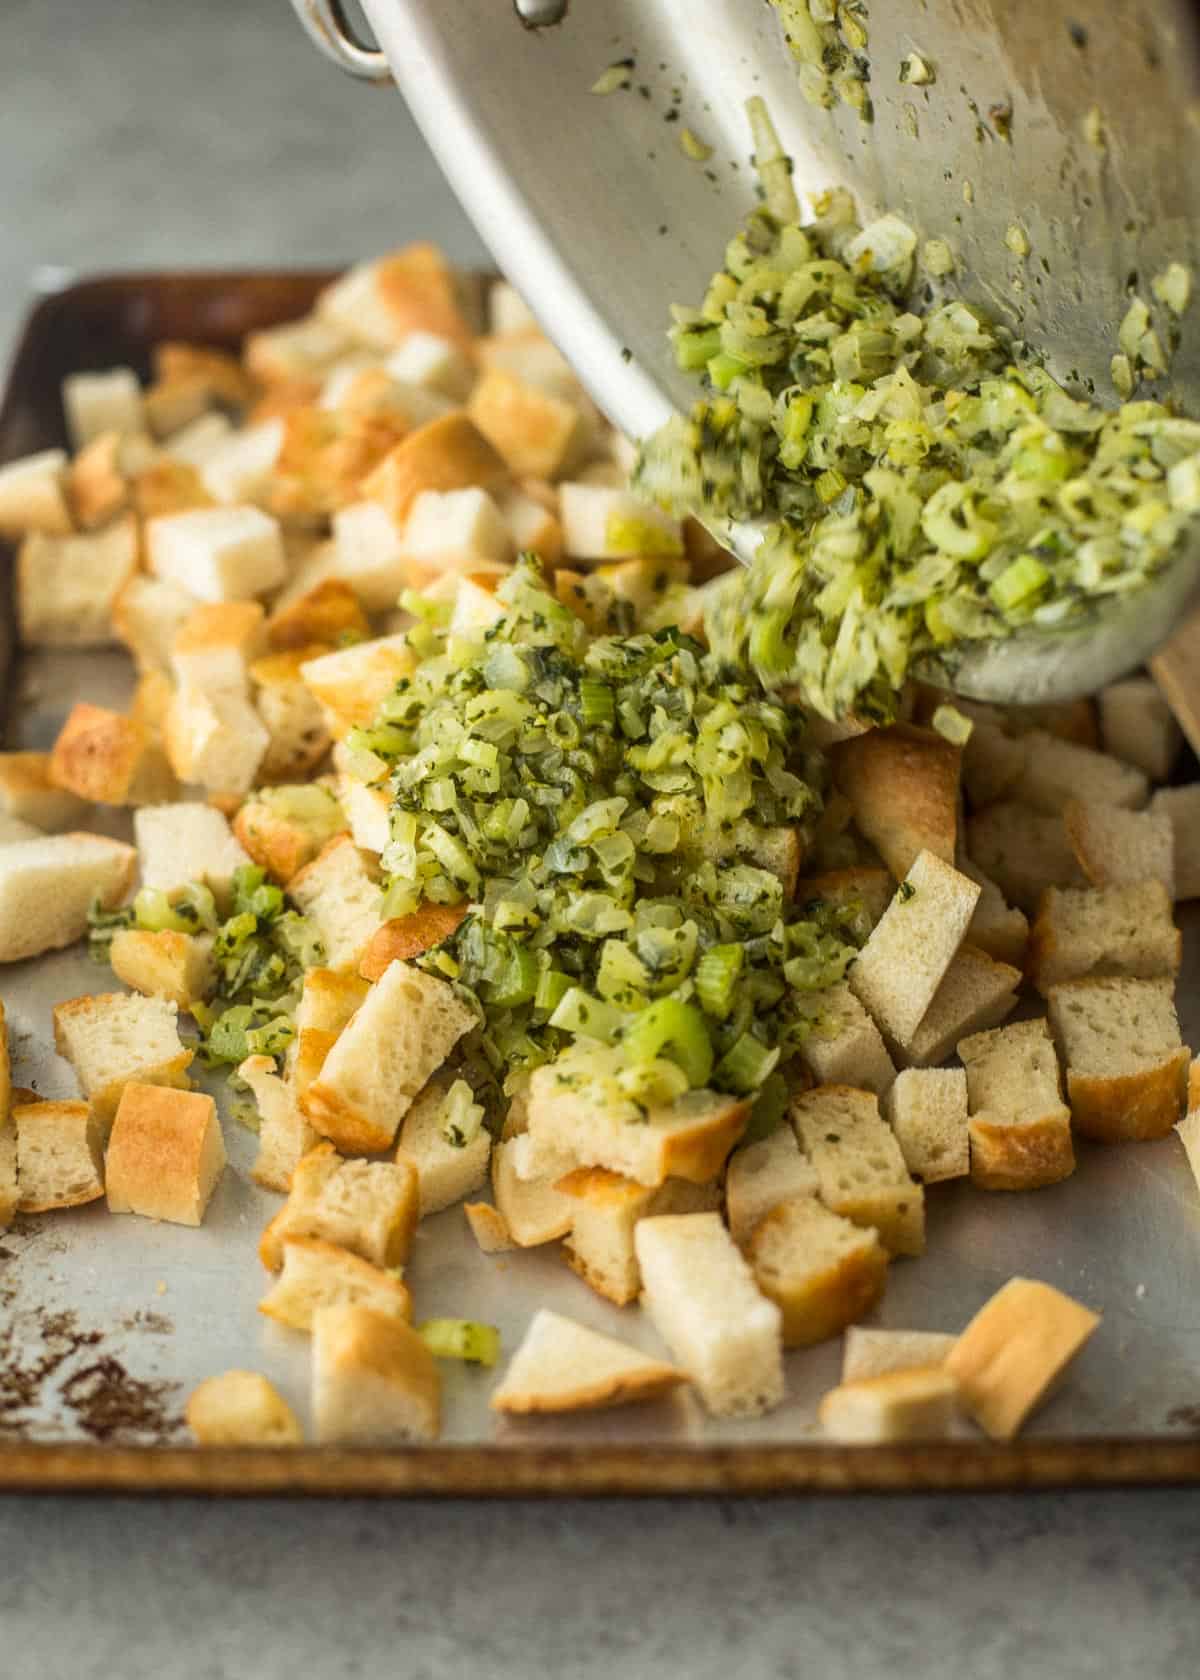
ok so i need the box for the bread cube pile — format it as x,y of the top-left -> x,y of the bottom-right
1,244 -> 1198,1448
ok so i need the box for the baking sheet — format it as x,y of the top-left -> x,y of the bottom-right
1,275 -> 1199,1494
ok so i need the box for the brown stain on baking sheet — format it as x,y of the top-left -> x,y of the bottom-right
0,1304 -> 182,1446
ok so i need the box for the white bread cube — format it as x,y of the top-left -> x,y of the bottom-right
797,983 -> 897,1095
967,802 -> 1084,913
884,1067 -> 969,1183
294,967 -> 371,1037
0,833 -> 135,962
791,1084 -> 925,1255
848,851 -> 981,1048
0,448 -> 72,537
1046,976 -> 1189,1142
319,367 -> 453,427
70,428 -> 135,529
330,500 -> 409,611
14,1100 -> 104,1212
476,331 -> 582,402
171,600 -> 266,700
198,419 -> 284,504
842,1326 -> 958,1383
1028,880 -> 1181,993
112,573 -> 198,675
558,484 -> 683,562
312,1303 -> 440,1445
18,516 -> 138,647
1099,677 -> 1182,782
165,412 -> 235,468
266,579 -> 370,655
300,634 -> 417,736
338,778 -> 390,855
260,1235 -> 411,1333
525,1050 -> 748,1188
749,1196 -> 889,1349
635,1212 -> 784,1417
47,703 -> 175,807
448,575 -> 506,638
488,280 -> 538,335
384,332 -> 474,401
499,485 -> 563,561
491,1137 -> 574,1247
134,802 -> 251,912
401,486 -> 512,575
1151,786 -> 1200,900
244,313 -> 351,384
490,1309 -> 686,1415
164,685 -> 269,796
464,1200 -> 517,1252
63,367 -> 143,448
186,1371 -> 302,1447
1064,799 -> 1174,896
0,813 -> 40,845
903,944 -> 1021,1068
238,1054 -> 321,1194
1013,730 -> 1148,815
395,1074 -> 491,1217
724,1128 -> 819,1249
233,784 -> 347,887
556,1167 -> 720,1303
830,724 -> 960,879
53,992 -> 193,1129
959,858 -> 1029,967
287,835 -> 384,972
105,1083 -> 226,1226
318,246 -> 471,352
945,1276 -> 1100,1440
262,1146 -> 419,1270
819,1365 -> 959,1442
109,928 -> 215,1011
362,413 -> 509,526
250,650 -> 333,781
147,505 -> 286,601
468,369 -> 586,479
301,959 -> 475,1153
958,1017 -> 1074,1191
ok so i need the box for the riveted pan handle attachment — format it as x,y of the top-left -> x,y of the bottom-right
288,0 -> 391,82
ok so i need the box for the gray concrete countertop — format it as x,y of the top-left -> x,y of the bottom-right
1,5 -> 1197,1676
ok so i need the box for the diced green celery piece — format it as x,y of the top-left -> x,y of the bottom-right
621,997 -> 714,1087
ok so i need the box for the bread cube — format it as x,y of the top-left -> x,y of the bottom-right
112,573 -> 198,675
250,649 -> 333,781
198,419 -> 284,504
384,331 -> 474,401
635,1212 -> 784,1417
164,685 -> 269,796
312,1303 -> 441,1445
945,1277 -> 1099,1440
1028,880 -> 1181,994
233,784 -> 346,887
237,1054 -> 321,1194
848,850 -> 981,1049
358,903 -> 469,980
134,802 -> 251,912
73,433 -> 138,530
1064,799 -> 1174,896
395,1075 -> 491,1218
961,718 -> 1028,808
464,1200 -> 517,1253
13,1100 -> 104,1212
295,967 -> 370,1037
164,412 -> 235,469
300,634 -> 416,736
186,1371 -> 302,1447
499,485 -> 563,561
105,1084 -> 226,1226
819,1365 -> 959,1442
245,313 -> 350,385
468,368 -> 586,480
1013,730 -> 1148,815
18,516 -> 138,647
489,1137 -> 574,1248
724,1127 -> 819,1249
63,367 -> 143,448
267,1146 -> 420,1270
967,803 -> 1084,913
958,1017 -> 1074,1191
958,858 -> 1029,967
903,944 -> 1021,1068
109,928 -> 215,1011
476,331 -> 581,401
884,1067 -> 969,1183
1151,786 -> 1200,901
1176,1106 -> 1200,1192
0,448 -> 72,538
319,244 -> 472,351
267,582 -> 370,657
1099,677 -> 1181,782
555,1166 -> 719,1303
526,1051 -> 748,1188
748,1195 -> 889,1349
362,413 -> 508,524
287,835 -> 384,973
329,500 -> 409,611
260,1235 -> 411,1332
172,600 -> 266,695
558,484 -> 683,562
488,280 -> 538,335
401,486 -> 512,578
830,724 -> 960,879
53,992 -> 192,1129
490,1309 -> 685,1415
0,833 -> 135,963
48,703 -> 175,807
147,505 -> 286,601
791,1084 -> 925,1255
796,982 -> 897,1095
301,960 -> 474,1153
841,1326 -> 958,1383
1046,976 -> 1189,1142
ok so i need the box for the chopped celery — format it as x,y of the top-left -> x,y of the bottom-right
694,943 -> 745,1020
622,998 -> 714,1088
418,1319 -> 501,1367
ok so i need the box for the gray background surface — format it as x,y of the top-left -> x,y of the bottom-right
0,4 -> 1197,1676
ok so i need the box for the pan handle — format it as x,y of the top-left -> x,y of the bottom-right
287,0 -> 391,82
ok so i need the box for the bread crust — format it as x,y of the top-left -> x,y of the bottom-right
361,413 -> 508,525
831,724 -> 960,880
358,904 -> 469,980
463,1201 -> 517,1253
13,1100 -> 105,1212
1066,1049 -> 1190,1142
751,1216 -> 889,1348
968,1110 -> 1075,1190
